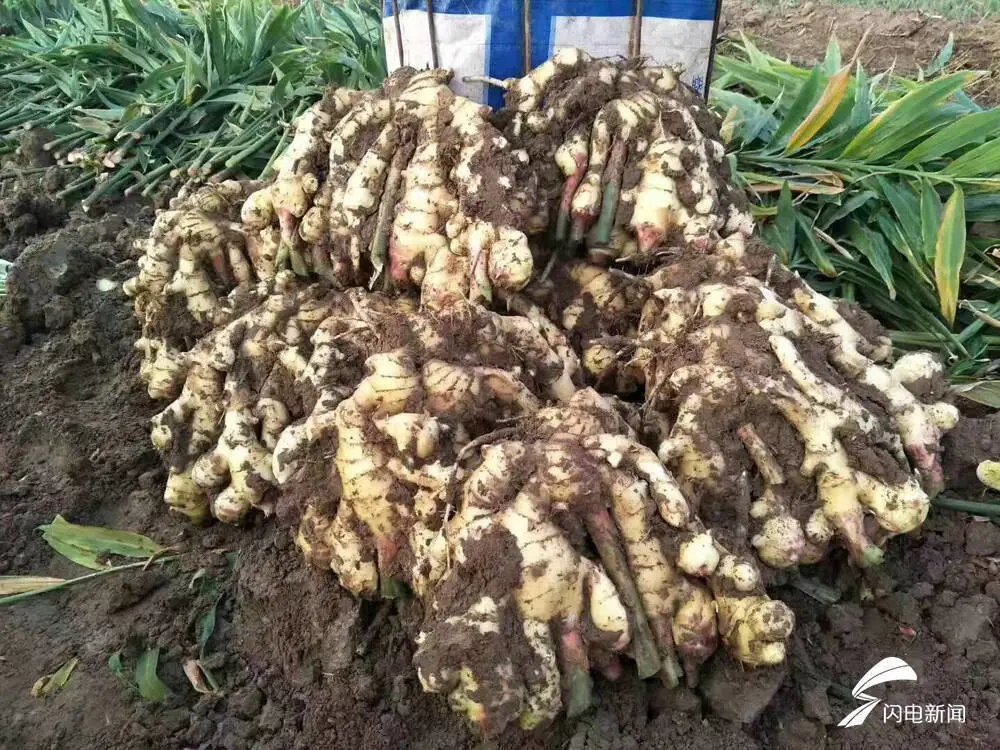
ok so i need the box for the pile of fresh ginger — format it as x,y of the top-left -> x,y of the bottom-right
125,50 -> 958,734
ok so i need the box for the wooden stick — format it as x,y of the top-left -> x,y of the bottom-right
630,0 -> 644,57
391,0 -> 404,67
523,0 -> 532,75
426,0 -> 440,68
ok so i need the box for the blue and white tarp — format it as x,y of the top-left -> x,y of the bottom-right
383,0 -> 720,109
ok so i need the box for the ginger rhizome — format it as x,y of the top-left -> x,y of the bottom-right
127,50 -> 960,735
415,390 -> 792,731
142,69 -> 535,309
542,234 -> 956,574
496,49 -> 754,262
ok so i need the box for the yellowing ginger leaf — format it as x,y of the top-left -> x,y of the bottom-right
785,66 -> 851,153
31,657 -> 79,698
934,186 -> 966,325
0,576 -> 65,595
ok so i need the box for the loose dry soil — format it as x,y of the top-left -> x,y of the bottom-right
3,42 -> 1000,745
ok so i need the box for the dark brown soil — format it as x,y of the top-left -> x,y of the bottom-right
719,0 -> 1000,105
3,185 -> 1000,748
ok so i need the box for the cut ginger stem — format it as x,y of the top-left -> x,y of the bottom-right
584,507 -> 663,680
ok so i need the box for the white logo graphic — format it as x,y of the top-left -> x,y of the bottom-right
838,657 -> 917,727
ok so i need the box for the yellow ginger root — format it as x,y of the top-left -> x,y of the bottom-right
674,531 -> 794,666
499,50 -> 754,257
149,282 -> 340,522
232,68 -> 538,304
273,290 -> 580,488
530,261 -> 649,390
190,380 -> 277,523
414,389 -> 731,734
127,49 -> 975,735
242,89 -> 364,275
978,460 -> 1000,491
294,326 -> 576,597
627,239 -> 956,568
142,286 -> 576,593
124,180 -> 256,328
135,337 -> 188,400
534,244 -> 954,574
128,70 -> 537,308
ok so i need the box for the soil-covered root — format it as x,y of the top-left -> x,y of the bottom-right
497,49 -> 754,261
290,294 -> 581,598
145,281 -> 580,533
412,388 -> 791,733
238,68 -> 539,308
614,236 -> 959,569
530,244 -> 957,572
240,88 -> 364,276
126,70 -> 541,366
124,180 -> 260,328
526,260 -> 650,391
149,276 -> 341,522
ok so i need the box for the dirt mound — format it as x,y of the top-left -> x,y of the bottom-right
2,185 -> 1000,747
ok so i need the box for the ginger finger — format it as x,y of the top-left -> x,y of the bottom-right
711,554 -> 794,666
588,433 -> 690,527
343,122 -> 399,272
369,141 -> 414,287
555,131 -> 588,241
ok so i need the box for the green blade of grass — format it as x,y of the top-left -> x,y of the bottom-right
796,213 -> 837,277
872,208 -> 933,287
875,176 -> 923,251
924,33 -> 955,78
847,219 -> 897,299
920,180 -> 944,265
819,189 -> 880,228
942,137 -> 1000,179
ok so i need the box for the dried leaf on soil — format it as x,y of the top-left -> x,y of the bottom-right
183,659 -> 220,695
37,514 -> 165,570
31,657 -> 78,698
0,576 -> 65,595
